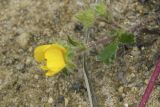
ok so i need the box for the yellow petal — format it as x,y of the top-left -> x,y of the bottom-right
44,46 -> 66,76
45,70 -> 58,76
51,44 -> 67,54
40,66 -> 48,71
34,45 -> 51,62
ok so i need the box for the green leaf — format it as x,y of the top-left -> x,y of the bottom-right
65,47 -> 76,68
97,42 -> 118,64
67,36 -> 85,49
67,36 -> 81,46
95,3 -> 107,16
76,8 -> 95,29
118,32 -> 135,44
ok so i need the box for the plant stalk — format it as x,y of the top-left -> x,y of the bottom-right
139,58 -> 160,107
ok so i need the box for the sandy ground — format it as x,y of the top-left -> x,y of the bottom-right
0,0 -> 160,107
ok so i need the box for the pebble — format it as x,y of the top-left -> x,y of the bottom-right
118,86 -> 124,93
141,46 -> 145,50
65,98 -> 69,106
34,75 -> 39,79
98,22 -> 106,28
117,72 -> 126,84
28,47 -> 33,52
76,0 -> 84,7
144,79 -> 149,84
122,93 -> 126,97
48,97 -> 53,103
126,73 -> 136,82
129,66 -> 136,73
16,63 -> 25,70
124,103 -> 128,107
25,57 -> 32,65
130,73 -> 135,78
16,32 -> 30,48
42,96 -> 48,102
5,59 -> 13,65
131,47 -> 140,56
131,87 -> 138,92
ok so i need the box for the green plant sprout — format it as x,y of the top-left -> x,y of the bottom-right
34,2 -> 136,107
98,30 -> 135,64
95,3 -> 107,16
74,3 -> 135,107
75,3 -> 135,64
76,8 -> 95,29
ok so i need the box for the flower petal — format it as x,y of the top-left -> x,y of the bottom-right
34,45 -> 51,62
51,44 -> 67,54
45,70 -> 58,76
44,46 -> 66,76
40,66 -> 48,71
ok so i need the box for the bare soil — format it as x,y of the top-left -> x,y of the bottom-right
0,0 -> 160,107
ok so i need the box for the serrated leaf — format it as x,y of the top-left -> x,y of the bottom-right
95,3 -> 107,16
97,42 -> 118,64
76,9 -> 95,29
118,32 -> 135,44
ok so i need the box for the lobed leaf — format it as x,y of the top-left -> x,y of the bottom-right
97,42 -> 118,64
76,9 -> 95,29
95,3 -> 107,16
118,32 -> 135,44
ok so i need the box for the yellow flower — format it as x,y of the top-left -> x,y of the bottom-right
34,44 -> 67,76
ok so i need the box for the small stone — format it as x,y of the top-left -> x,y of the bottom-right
118,86 -> 124,93
76,0 -> 84,7
16,32 -> 30,48
131,87 -> 138,92
130,73 -> 135,78
5,59 -> 13,65
48,97 -> 53,103
28,47 -> 33,52
98,22 -> 106,27
42,96 -> 48,102
141,46 -> 145,50
124,103 -> 128,107
25,57 -> 32,65
117,71 -> 127,84
129,66 -> 136,73
16,63 -> 25,70
34,75 -> 39,79
131,47 -> 140,56
65,98 -> 69,106
122,93 -> 126,97
144,79 -> 149,84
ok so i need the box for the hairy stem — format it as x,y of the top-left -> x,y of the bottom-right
82,28 -> 98,107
